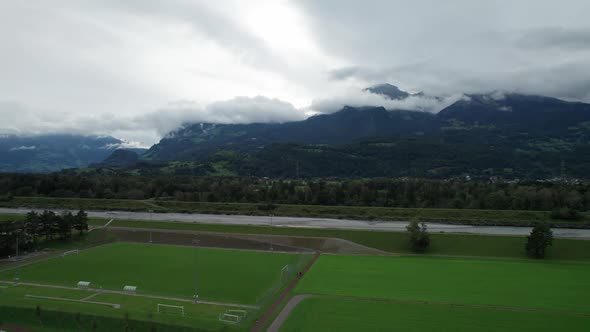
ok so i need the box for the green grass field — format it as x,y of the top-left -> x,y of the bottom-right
296,256 -> 590,311
0,242 -> 308,305
285,255 -> 590,331
0,284 -> 231,331
280,297 -> 590,332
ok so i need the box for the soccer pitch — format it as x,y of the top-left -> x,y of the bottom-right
0,242 -> 309,305
280,297 -> 590,332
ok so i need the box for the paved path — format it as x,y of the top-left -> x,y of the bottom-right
24,294 -> 121,308
250,252 -> 321,332
80,292 -> 100,301
0,280 -> 258,309
267,294 -> 312,332
2,208 -> 590,239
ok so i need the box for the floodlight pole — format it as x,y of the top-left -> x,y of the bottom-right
15,229 -> 19,260
270,214 -> 273,251
192,239 -> 199,303
149,210 -> 154,243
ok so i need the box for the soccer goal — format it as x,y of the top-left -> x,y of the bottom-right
219,309 -> 247,324
281,264 -> 289,282
62,249 -> 79,257
157,304 -> 185,316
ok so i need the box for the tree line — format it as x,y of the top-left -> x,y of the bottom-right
1,173 -> 589,213
0,210 -> 88,257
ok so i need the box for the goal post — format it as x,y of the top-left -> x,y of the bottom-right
62,249 -> 79,257
157,304 -> 185,316
219,309 -> 247,324
281,264 -> 289,282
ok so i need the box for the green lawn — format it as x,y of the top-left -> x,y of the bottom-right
0,242 -> 308,304
296,256 -> 590,312
0,213 -> 19,222
280,297 -> 590,332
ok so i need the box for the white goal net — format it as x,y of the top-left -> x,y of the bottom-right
157,304 -> 185,316
62,249 -> 79,257
219,309 -> 247,324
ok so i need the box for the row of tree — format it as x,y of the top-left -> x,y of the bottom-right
0,210 -> 89,257
406,220 -> 554,258
1,174 -> 590,212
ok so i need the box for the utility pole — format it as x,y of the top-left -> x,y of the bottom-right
15,230 -> 19,260
149,210 -> 154,243
270,214 -> 273,251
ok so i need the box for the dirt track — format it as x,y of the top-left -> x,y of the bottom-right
108,227 -> 390,255
250,253 -> 321,332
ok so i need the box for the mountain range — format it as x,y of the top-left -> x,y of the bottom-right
4,84 -> 590,179
0,135 -> 145,173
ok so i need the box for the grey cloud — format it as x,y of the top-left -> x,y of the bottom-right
10,146 -> 36,151
95,0 -> 284,71
0,96 -> 306,146
309,90 -> 462,114
515,27 -> 590,51
328,67 -> 362,80
298,0 -> 590,101
206,96 -> 306,123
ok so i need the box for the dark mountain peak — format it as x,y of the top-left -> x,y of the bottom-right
365,83 -> 411,100
438,92 -> 590,130
92,149 -> 139,168
340,105 -> 388,113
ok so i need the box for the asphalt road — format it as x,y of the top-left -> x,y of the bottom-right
2,207 -> 590,239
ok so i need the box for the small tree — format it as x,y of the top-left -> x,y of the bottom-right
74,209 -> 89,236
526,223 -> 553,258
406,220 -> 430,253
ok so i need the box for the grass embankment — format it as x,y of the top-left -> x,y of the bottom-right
281,255 -> 590,331
97,218 -> 590,261
2,196 -> 589,226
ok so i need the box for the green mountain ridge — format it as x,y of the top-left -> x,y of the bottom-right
96,91 -> 590,179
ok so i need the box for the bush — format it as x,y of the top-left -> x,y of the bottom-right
406,220 -> 430,253
0,193 -> 14,202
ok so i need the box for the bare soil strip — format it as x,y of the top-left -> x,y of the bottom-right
250,252 -> 321,332
108,227 -> 389,255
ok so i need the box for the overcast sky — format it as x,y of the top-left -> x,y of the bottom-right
1,0 -> 589,146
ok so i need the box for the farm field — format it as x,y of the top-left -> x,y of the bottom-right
295,255 -> 590,312
280,297 -> 590,332
0,242 -> 309,304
